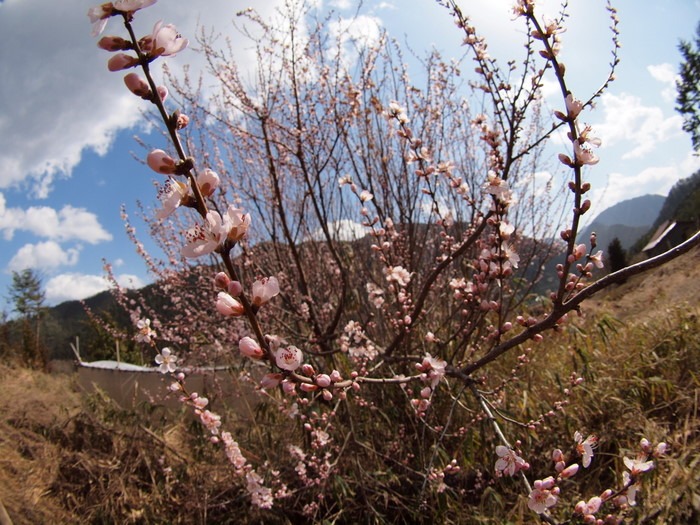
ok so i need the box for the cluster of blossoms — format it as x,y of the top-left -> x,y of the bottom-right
87,0 -> 681,520
411,353 -> 447,415
89,0 -> 279,508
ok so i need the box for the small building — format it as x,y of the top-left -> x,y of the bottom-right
642,220 -> 697,258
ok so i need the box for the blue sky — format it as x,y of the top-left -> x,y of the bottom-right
0,0 -> 698,309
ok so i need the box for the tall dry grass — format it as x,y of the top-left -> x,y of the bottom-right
0,305 -> 698,524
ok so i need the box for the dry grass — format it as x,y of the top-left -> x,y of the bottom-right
0,248 -> 699,524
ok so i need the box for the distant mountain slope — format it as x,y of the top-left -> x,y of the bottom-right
577,194 -> 665,250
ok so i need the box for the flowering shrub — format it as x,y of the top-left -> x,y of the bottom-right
87,0 -> 700,522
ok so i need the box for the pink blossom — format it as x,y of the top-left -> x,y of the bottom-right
623,455 -> 654,476
199,409 -> 221,435
140,20 -> 188,58
574,139 -> 599,166
221,431 -> 247,470
182,211 -> 227,258
113,0 -> 157,12
216,292 -> 245,317
528,487 -> 558,514
156,178 -> 188,219
147,149 -> 178,174
107,53 -> 139,71
565,93 -> 584,120
87,3 -> 114,36
275,346 -> 303,371
575,431 -> 597,468
252,276 -> 280,307
502,242 -> 520,269
135,317 -> 156,343
359,190 -> 373,202
417,353 -> 447,388
495,445 -> 528,477
239,336 -> 264,360
483,171 -> 510,200
499,221 -> 515,239
155,347 -> 177,374
386,265 -> 411,287
224,205 -> 252,243
246,471 -> 273,509
589,250 -> 604,269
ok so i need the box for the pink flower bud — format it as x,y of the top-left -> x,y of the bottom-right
214,272 -> 230,290
559,463 -> 579,479
586,496 -> 602,514
98,35 -> 130,51
300,383 -> 318,393
196,168 -> 220,197
227,281 -> 243,296
216,292 -> 244,317
238,336 -> 264,360
147,149 -> 178,174
329,370 -> 342,382
301,364 -> 315,376
315,374 -> 332,388
156,85 -> 168,101
124,72 -> 151,98
282,380 -> 296,395
654,442 -> 668,457
175,113 -> 189,130
107,53 -> 139,71
322,390 -> 333,401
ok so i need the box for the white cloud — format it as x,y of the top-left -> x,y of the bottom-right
0,193 -> 112,243
0,0 -> 284,198
593,92 -> 684,159
44,272 -> 145,304
7,241 -> 80,272
328,14 -> 383,59
647,63 -> 679,103
590,164 -> 685,214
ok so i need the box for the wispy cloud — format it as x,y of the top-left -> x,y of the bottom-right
647,63 -> 679,103
593,92 -> 684,160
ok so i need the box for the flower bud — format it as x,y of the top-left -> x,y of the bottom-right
214,272 -> 230,290
227,281 -> 243,296
124,72 -> 151,98
147,149 -> 178,175
216,292 -> 244,317
98,35 -> 130,52
239,336 -> 264,360
107,53 -> 139,72
315,374 -> 332,388
196,168 -> 220,197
